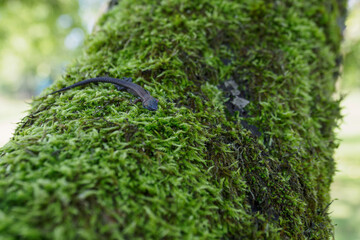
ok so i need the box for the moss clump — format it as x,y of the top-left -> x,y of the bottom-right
0,0 -> 344,239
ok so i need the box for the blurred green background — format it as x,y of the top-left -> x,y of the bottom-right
331,1 -> 360,239
0,1 -> 359,239
0,0 -> 103,145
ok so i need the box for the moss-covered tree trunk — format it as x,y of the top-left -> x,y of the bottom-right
0,0 -> 345,239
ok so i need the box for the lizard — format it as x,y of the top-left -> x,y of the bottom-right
48,77 -> 158,111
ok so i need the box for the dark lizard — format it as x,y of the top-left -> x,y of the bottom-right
48,77 -> 158,111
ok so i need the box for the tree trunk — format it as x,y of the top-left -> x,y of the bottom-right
0,0 -> 345,239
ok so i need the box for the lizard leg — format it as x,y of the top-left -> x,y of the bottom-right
114,77 -> 133,91
130,98 -> 142,104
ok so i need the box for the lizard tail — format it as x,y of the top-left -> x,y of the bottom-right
48,80 -> 95,95
48,77 -> 133,95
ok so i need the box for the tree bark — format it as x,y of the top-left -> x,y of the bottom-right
0,0 -> 345,239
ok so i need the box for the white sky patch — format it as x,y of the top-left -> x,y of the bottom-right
78,0 -> 104,32
57,14 -> 73,29
64,28 -> 84,50
348,0 -> 360,8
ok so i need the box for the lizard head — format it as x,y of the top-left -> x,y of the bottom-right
143,97 -> 159,111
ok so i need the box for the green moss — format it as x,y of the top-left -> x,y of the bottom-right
0,0 -> 345,239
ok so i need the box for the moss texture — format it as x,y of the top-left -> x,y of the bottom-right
0,0 -> 345,239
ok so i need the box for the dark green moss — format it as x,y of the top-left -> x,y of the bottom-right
0,0 -> 344,239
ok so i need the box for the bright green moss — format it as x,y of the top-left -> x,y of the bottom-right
0,0 -> 345,239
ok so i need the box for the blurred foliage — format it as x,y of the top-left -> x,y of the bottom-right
331,2 -> 360,239
342,2 -> 360,89
331,91 -> 360,240
0,0 -> 83,97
